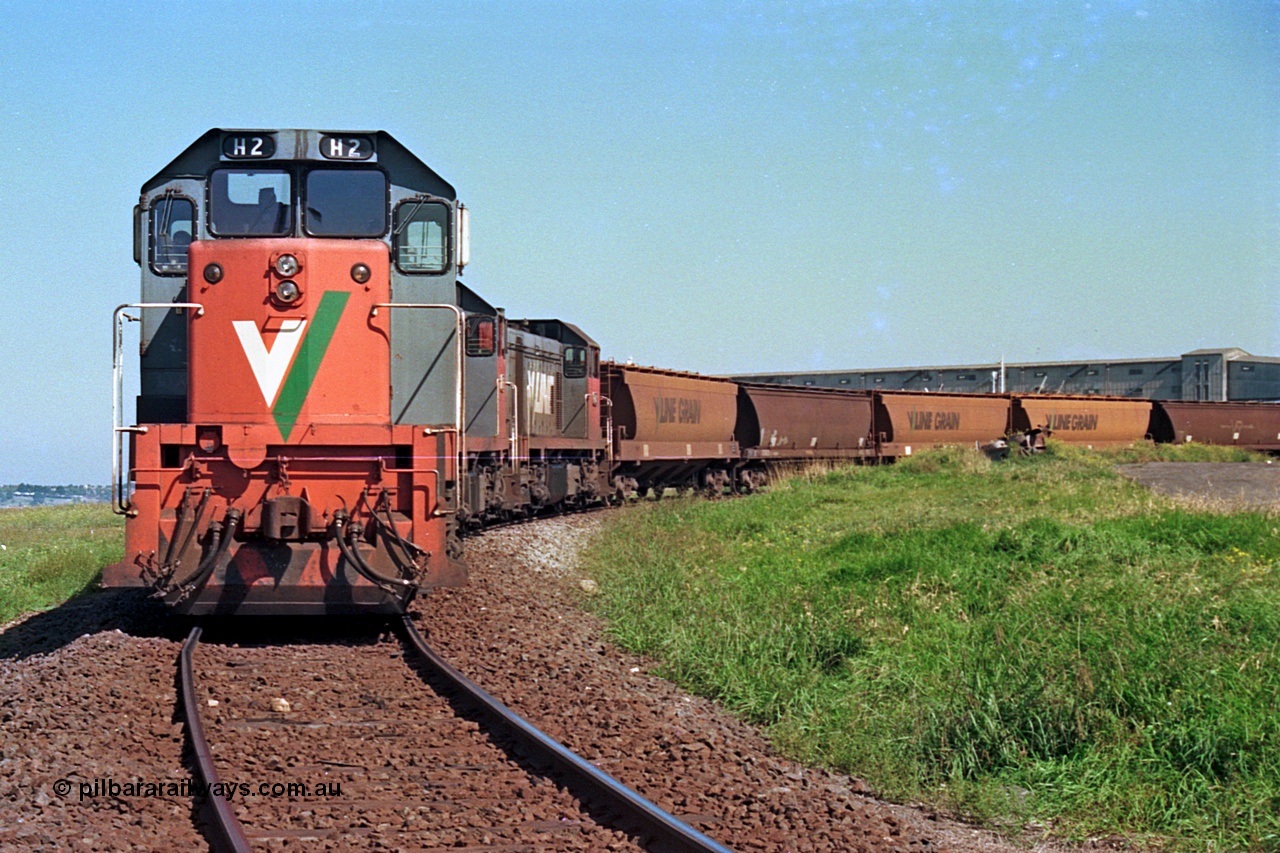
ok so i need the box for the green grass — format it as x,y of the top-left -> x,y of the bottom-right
580,444 -> 1280,850
0,504 -> 123,624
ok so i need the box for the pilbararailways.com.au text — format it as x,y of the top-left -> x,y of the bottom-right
53,777 -> 343,802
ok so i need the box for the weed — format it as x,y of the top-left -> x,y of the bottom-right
0,504 -> 122,624
580,447 -> 1280,850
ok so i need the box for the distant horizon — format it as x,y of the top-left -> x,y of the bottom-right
0,485 -> 112,506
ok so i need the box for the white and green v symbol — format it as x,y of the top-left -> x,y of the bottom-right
232,291 -> 350,440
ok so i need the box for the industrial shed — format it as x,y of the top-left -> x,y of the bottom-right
732,348 -> 1280,402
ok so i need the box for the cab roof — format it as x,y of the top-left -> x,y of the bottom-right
141,128 -> 455,199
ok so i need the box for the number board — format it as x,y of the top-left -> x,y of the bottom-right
221,134 -> 277,159
319,135 -> 375,161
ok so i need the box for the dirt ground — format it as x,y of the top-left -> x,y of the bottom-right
1117,461 -> 1280,510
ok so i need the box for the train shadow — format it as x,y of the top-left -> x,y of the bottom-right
0,589 -> 400,662
191,615 -> 392,648
0,589 -> 188,662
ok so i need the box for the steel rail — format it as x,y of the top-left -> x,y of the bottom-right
398,616 -> 734,853
179,627 -> 254,853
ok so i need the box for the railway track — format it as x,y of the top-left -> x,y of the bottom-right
177,622 -> 734,852
180,627 -> 254,853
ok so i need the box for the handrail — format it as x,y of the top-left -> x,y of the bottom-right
112,302 -> 204,515
504,379 -> 520,465
370,303 -> 465,483
598,394 -> 614,469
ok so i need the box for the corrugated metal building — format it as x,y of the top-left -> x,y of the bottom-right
732,348 -> 1280,402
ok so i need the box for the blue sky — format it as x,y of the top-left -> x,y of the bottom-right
0,1 -> 1276,484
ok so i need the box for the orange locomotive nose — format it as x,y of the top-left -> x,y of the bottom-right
188,239 -> 391,434
111,239 -> 464,614
110,129 -> 474,615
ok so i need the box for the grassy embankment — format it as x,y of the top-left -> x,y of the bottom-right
579,444 -> 1280,851
0,504 -> 122,625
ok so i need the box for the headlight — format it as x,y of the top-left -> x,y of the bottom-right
350,263 -> 371,284
275,280 -> 300,303
275,254 -> 300,276
203,263 -> 223,284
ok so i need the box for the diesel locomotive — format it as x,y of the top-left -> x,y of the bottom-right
106,128 -> 1280,616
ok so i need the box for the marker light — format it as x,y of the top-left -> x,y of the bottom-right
275,280 -> 300,303
350,263 -> 371,284
203,263 -> 223,284
275,254 -> 300,276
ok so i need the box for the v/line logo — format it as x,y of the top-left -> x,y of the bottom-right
231,291 -> 350,440
233,319 -> 306,407
526,367 -> 555,417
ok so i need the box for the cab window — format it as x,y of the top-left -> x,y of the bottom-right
305,169 -> 388,237
210,169 -> 292,236
563,346 -> 587,379
465,316 -> 496,357
394,200 -> 448,273
150,196 -> 195,275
